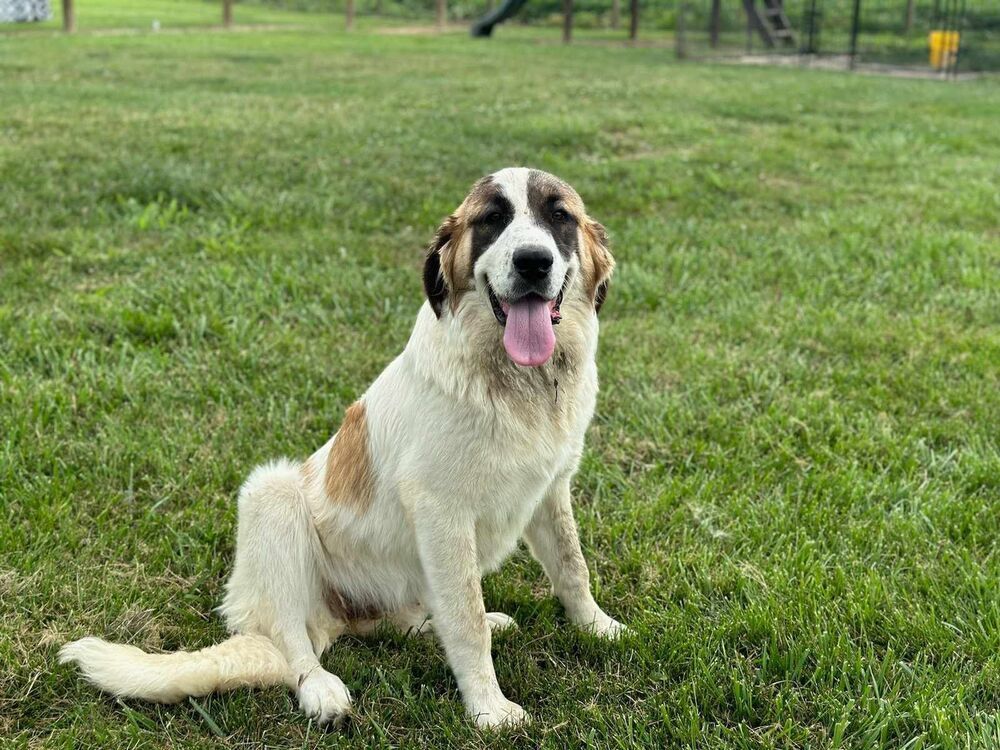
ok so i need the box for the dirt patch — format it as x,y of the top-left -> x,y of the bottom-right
731,53 -> 985,81
0,24 -> 304,39
375,24 -> 468,36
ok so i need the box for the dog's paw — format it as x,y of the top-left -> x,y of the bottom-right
581,614 -> 628,640
297,669 -> 352,728
470,697 -> 528,729
485,612 -> 518,633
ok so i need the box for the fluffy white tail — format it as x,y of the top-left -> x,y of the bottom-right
58,634 -> 293,703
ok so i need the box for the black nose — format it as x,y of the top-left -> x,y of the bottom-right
512,246 -> 553,282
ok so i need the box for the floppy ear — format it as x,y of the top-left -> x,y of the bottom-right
423,214 -> 457,318
582,219 -> 614,314
594,279 -> 610,314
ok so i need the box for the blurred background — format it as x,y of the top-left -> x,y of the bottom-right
4,0 -> 999,72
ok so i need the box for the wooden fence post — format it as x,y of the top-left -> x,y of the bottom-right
437,0 -> 446,30
675,1 -> 687,58
563,0 -> 573,43
62,0 -> 75,32
709,0 -> 721,47
611,0 -> 620,29
222,0 -> 233,27
346,0 -> 355,30
629,0 -> 638,41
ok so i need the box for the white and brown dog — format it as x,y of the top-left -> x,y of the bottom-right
60,167 -> 625,728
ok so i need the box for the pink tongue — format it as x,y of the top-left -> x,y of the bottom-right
503,297 -> 556,367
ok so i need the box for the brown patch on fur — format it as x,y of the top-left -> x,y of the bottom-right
325,586 -> 383,623
440,220 -> 472,308
323,401 -> 375,514
528,170 -> 587,219
443,178 -> 497,300
461,174 -> 503,220
524,170 -> 612,308
580,218 -> 614,311
425,176 -> 502,316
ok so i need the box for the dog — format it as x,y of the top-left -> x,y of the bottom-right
60,167 -> 625,728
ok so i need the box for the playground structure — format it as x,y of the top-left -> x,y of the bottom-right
471,0 -> 799,45
467,0 -> 988,75
470,0 -> 801,42
742,0 -> 797,47
712,0 -> 983,74
471,0 -> 528,36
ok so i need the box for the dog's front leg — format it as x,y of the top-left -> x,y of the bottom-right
524,475 -> 626,638
414,504 -> 526,728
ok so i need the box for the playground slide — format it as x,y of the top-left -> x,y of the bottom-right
470,0 -> 528,37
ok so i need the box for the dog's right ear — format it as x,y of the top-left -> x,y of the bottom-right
423,214 -> 457,318
581,218 -> 614,315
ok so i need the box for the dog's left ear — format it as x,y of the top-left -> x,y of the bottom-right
423,214 -> 457,318
582,218 -> 614,314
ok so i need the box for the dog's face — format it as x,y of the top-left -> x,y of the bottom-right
424,168 -> 613,367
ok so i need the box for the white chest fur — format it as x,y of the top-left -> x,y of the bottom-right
312,302 -> 600,612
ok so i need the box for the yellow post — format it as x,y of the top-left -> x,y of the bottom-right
928,30 -> 960,70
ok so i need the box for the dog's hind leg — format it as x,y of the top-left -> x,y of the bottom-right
385,606 -> 517,637
220,459 -> 352,727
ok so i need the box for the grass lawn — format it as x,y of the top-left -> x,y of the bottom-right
2,3 -> 1000,748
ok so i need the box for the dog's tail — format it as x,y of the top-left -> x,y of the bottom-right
58,634 -> 294,703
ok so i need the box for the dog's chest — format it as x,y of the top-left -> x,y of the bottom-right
460,373 -> 595,571
365,333 -> 598,574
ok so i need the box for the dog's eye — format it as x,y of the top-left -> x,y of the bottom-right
483,211 -> 503,225
552,208 -> 570,222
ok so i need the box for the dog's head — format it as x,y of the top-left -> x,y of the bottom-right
423,168 -> 614,367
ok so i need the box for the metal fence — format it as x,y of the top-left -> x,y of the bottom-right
677,0 -> 999,74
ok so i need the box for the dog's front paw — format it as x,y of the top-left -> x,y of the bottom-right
470,696 -> 528,729
298,669 -> 352,728
580,613 -> 628,640
596,616 -> 628,639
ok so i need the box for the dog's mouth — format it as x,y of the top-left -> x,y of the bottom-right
487,286 -> 563,327
487,282 -> 563,368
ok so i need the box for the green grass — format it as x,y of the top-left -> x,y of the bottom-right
2,3 -> 1000,748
